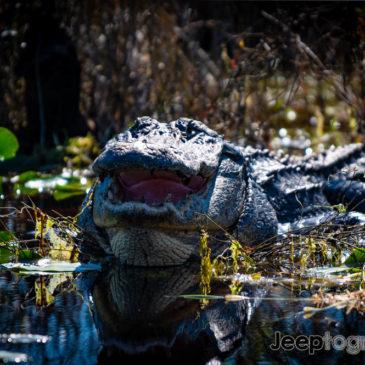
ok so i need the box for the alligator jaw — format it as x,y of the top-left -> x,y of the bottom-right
93,169 -> 211,266
106,227 -> 198,266
106,169 -> 208,207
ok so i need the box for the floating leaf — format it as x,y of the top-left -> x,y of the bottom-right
13,173 -> 90,200
24,176 -> 69,190
14,183 -> 38,196
345,248 -> 365,265
53,185 -> 86,200
306,265 -> 359,276
11,171 -> 39,184
1,259 -> 101,274
0,127 -> 19,160
53,178 -> 90,200
178,294 -> 224,300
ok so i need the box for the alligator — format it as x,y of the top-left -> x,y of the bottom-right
77,116 -> 365,266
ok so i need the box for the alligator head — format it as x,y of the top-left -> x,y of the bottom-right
80,117 -> 247,266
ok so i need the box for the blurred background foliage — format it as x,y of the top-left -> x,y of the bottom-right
1,0 -> 365,158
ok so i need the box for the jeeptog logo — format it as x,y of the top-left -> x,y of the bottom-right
270,331 -> 365,355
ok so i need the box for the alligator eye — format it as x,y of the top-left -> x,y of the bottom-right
186,124 -> 195,136
186,123 -> 200,139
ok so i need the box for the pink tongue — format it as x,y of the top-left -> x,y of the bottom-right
125,179 -> 191,204
119,170 -> 181,186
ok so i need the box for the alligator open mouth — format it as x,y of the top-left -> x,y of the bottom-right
107,169 -> 207,205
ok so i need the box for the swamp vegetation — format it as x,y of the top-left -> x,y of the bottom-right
1,1 -> 365,364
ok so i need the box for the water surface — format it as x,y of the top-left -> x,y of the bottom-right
1,196 -> 365,364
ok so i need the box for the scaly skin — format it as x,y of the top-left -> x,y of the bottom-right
77,117 -> 365,266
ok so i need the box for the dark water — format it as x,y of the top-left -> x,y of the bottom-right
1,197 -> 365,364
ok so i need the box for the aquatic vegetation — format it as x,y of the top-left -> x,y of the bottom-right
2,176 -> 365,321
7,169 -> 93,200
305,289 -> 365,318
198,229 -> 212,296
1,4 -> 365,362
252,217 -> 365,270
0,203 -> 102,274
34,207 -> 79,261
64,134 -> 100,168
195,209 -> 365,316
198,216 -> 257,299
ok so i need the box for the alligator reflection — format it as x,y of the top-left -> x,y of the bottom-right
91,261 -> 265,364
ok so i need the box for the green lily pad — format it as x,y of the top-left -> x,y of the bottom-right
14,183 -> 38,196
53,182 -> 87,200
12,172 -> 90,200
53,189 -> 86,200
23,176 -> 69,190
11,170 -> 39,184
0,127 -> 19,160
